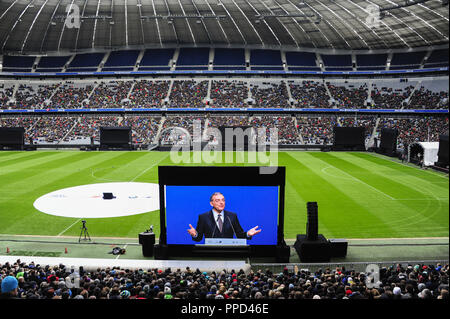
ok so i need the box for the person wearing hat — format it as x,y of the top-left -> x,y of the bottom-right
0,276 -> 19,299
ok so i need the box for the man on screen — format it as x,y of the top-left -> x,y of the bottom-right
187,192 -> 261,242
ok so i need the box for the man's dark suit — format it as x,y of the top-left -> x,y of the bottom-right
191,210 -> 251,242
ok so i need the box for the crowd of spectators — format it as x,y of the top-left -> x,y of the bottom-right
160,116 -> 205,145
1,114 -> 448,147
169,80 -> 208,108
14,83 -> 59,109
210,80 -> 248,108
250,82 -> 289,108
1,78 -> 448,110
378,116 -> 449,149
289,80 -> 330,108
128,80 -> 170,107
407,86 -> 449,109
1,260 -> 448,299
328,82 -> 368,108
122,116 -> 161,145
250,116 -> 299,145
370,84 -> 415,109
50,82 -> 93,109
68,116 -> 122,143
0,84 -> 14,107
297,116 -> 337,145
89,81 -> 134,108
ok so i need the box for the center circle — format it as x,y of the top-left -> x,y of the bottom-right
33,182 -> 160,218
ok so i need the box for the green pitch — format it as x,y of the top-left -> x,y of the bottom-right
0,151 -> 448,240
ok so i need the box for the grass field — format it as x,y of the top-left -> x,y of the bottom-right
0,151 -> 448,240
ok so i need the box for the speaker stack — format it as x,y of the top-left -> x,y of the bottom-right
294,202 -> 348,263
306,202 -> 318,241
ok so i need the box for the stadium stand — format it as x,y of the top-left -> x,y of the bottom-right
138,49 -> 174,71
66,53 -> 104,72
390,51 -> 427,70
176,48 -> 210,70
250,50 -> 284,70
321,54 -> 353,71
1,260 -> 447,299
213,48 -> 246,70
285,51 -> 320,71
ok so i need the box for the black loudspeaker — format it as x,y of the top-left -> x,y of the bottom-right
139,232 -> 155,257
275,245 -> 291,263
329,239 -> 348,258
294,234 -> 330,263
103,193 -> 115,200
306,202 -> 318,241
154,244 -> 168,260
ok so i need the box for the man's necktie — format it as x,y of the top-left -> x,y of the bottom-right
217,213 -> 223,233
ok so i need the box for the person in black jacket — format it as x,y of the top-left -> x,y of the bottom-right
187,192 -> 261,242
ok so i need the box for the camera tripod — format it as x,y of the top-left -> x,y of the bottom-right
79,220 -> 91,243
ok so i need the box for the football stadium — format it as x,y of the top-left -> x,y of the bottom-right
0,0 -> 448,305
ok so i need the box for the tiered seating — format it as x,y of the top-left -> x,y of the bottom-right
168,80 -> 208,107
356,54 -> 387,71
138,49 -> 174,71
286,51 -> 320,71
66,53 -> 104,72
128,80 -> 170,107
0,82 -> 14,106
424,48 -> 449,68
390,51 -> 427,70
68,115 -> 122,144
49,82 -> 93,108
289,80 -> 330,108
213,49 -> 246,70
370,80 -> 417,109
250,116 -> 299,144
250,50 -> 283,70
327,80 -> 369,108
250,81 -> 289,108
378,116 -> 449,148
210,80 -> 248,107
36,56 -> 71,73
321,54 -> 353,71
176,48 -> 210,70
14,83 -> 59,109
122,116 -> 162,144
2,55 -> 36,72
297,116 -> 337,145
160,115 -> 205,144
102,50 -> 140,71
89,81 -> 133,108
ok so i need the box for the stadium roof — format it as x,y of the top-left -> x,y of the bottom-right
0,0 -> 448,54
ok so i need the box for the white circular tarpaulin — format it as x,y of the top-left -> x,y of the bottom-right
33,182 -> 159,218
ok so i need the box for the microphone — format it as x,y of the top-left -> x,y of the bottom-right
227,215 -> 238,239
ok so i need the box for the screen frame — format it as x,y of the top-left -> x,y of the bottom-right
158,166 -> 286,253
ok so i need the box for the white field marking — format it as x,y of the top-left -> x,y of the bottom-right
321,165 -> 354,181
57,219 -> 81,237
367,152 -> 449,180
129,153 -> 169,182
323,161 -> 396,200
54,154 -> 168,236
